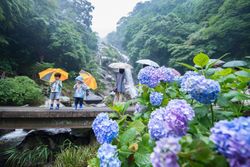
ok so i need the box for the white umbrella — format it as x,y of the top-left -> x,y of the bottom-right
208,59 -> 225,66
136,59 -> 159,67
109,62 -> 133,69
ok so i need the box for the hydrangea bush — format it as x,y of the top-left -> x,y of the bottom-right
89,53 -> 250,167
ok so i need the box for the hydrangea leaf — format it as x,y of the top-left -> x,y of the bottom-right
134,152 -> 151,167
120,128 -> 137,146
177,62 -> 198,71
128,120 -> 145,133
193,53 -> 210,68
214,68 -> 232,76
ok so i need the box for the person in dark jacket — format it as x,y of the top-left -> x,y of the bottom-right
114,69 -> 125,103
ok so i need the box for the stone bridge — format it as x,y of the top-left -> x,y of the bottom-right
0,107 -> 134,129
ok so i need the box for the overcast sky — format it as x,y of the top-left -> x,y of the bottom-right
89,0 -> 147,38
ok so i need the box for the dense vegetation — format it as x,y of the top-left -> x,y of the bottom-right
107,0 -> 250,70
0,0 -> 98,77
89,53 -> 250,167
0,76 -> 43,106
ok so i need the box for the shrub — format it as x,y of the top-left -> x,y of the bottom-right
53,143 -> 99,167
0,76 -> 44,106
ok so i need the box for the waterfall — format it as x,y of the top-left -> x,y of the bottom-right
125,68 -> 137,98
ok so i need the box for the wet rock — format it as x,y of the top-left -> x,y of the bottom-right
85,92 -> 103,104
60,96 -> 71,107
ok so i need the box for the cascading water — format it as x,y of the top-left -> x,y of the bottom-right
125,68 -> 137,98
0,129 -> 27,141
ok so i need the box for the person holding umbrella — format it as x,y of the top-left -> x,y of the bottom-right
109,62 -> 133,103
49,73 -> 62,110
38,68 -> 68,110
73,76 -> 89,110
113,68 -> 126,103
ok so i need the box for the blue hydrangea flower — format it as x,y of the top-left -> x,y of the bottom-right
181,75 -> 205,93
138,66 -> 159,88
148,99 -> 194,140
180,71 -> 200,90
134,103 -> 147,114
98,143 -> 121,167
150,92 -> 163,106
92,113 -> 119,144
148,108 -> 168,140
188,77 -> 220,104
157,66 -> 177,82
210,117 -> 250,167
151,137 -> 181,167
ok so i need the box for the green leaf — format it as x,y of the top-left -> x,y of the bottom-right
128,120 -> 146,133
134,152 -> 151,167
120,128 -> 137,146
194,105 -> 209,118
214,68 -> 232,76
217,94 -> 231,107
177,62 -> 198,71
119,145 -> 132,158
235,70 -> 250,78
87,158 -> 100,167
193,53 -> 209,68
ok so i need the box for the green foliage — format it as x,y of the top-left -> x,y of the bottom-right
5,145 -> 52,167
54,143 -> 99,167
0,0 -> 97,76
179,135 -> 228,167
0,76 -> 44,106
107,0 -> 250,70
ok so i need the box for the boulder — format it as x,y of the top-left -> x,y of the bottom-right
85,92 -> 103,104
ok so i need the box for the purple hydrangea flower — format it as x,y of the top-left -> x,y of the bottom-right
166,99 -> 195,121
92,113 -> 119,144
150,92 -> 163,106
164,101 -> 189,137
138,66 -> 159,88
188,77 -> 220,104
151,137 -> 181,167
148,99 -> 195,140
210,117 -> 250,167
98,143 -> 121,167
170,68 -> 181,77
157,66 -> 177,82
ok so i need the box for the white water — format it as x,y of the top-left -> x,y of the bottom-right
0,129 -> 28,141
125,68 -> 137,98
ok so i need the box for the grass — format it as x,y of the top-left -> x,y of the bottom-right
53,143 -> 99,167
4,145 -> 52,167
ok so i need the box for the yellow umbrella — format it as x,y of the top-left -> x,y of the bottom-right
79,70 -> 97,90
39,68 -> 68,82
